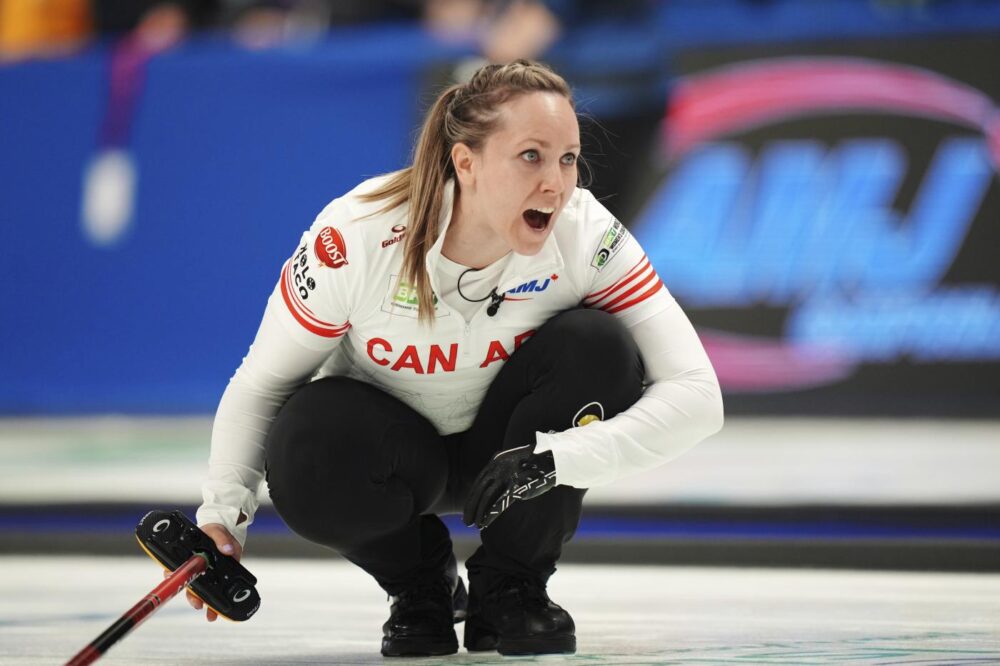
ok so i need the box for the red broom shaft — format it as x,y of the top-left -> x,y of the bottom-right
66,554 -> 209,666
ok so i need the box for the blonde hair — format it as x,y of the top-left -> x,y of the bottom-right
361,59 -> 574,324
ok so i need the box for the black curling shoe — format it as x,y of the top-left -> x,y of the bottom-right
464,575 -> 576,655
380,575 -> 467,657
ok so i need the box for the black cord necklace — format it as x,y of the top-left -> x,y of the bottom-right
457,267 -> 506,317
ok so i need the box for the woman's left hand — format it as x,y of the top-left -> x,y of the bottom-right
463,444 -> 557,529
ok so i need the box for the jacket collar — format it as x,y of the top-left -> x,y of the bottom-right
424,180 -> 564,295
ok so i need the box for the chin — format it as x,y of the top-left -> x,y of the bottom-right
510,233 -> 550,256
510,217 -> 556,255
512,245 -> 544,257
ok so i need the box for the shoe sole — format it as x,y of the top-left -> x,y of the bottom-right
381,636 -> 459,657
465,619 -> 575,655
498,635 -> 576,655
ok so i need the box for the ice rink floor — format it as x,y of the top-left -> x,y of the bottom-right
4,556 -> 1000,665
2,417 -> 998,663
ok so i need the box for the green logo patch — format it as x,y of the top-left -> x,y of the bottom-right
590,219 -> 629,271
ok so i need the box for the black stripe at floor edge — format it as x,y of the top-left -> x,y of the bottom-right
3,531 -> 999,572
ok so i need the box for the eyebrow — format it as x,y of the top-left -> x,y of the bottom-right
519,138 -> 582,150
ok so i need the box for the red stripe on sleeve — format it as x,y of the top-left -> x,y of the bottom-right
583,255 -> 647,304
279,262 -> 350,338
585,259 -> 654,311
598,266 -> 657,311
603,279 -> 665,314
283,263 -> 322,319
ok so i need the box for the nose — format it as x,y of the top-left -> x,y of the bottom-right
539,160 -> 561,194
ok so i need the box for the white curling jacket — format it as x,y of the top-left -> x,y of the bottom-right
197,175 -> 724,546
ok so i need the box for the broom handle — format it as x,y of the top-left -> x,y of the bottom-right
66,553 -> 209,666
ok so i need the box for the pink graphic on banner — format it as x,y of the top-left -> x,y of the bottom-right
665,57 -> 1000,170
699,330 -> 856,393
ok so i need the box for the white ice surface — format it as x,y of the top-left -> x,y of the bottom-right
2,416 -> 999,506
3,556 -> 999,665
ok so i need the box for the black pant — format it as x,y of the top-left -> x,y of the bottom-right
264,309 -> 644,595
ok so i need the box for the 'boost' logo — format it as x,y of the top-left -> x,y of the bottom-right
314,227 -> 348,268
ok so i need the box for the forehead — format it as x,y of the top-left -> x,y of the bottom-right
491,92 -> 579,146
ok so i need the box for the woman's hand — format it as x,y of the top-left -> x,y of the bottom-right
463,445 -> 557,529
169,522 -> 243,622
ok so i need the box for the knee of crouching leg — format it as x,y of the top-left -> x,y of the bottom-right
543,308 -> 641,373
272,472 -> 417,553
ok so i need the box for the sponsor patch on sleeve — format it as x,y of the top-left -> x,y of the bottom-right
314,226 -> 349,268
590,219 -> 629,271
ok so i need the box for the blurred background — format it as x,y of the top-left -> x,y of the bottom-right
1,0 -> 998,571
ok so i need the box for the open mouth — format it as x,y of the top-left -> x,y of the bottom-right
523,207 -> 554,231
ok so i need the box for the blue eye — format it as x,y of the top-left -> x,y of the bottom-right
521,149 -> 539,162
561,153 -> 578,166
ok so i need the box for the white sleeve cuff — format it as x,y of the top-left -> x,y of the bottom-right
533,430 -> 588,489
196,481 -> 260,548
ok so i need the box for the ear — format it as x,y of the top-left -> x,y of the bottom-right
451,142 -> 476,189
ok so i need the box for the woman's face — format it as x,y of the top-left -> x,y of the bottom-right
454,92 -> 580,256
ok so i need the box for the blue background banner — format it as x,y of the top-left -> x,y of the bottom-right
2,2 -> 999,414
1,32 -> 444,411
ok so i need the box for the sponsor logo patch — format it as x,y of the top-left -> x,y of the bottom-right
572,401 -> 604,427
591,219 -> 629,271
291,244 -> 317,300
381,275 -> 449,318
505,274 -> 558,301
382,224 -> 407,249
314,226 -> 348,268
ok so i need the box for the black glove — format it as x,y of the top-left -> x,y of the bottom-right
463,444 -> 557,530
